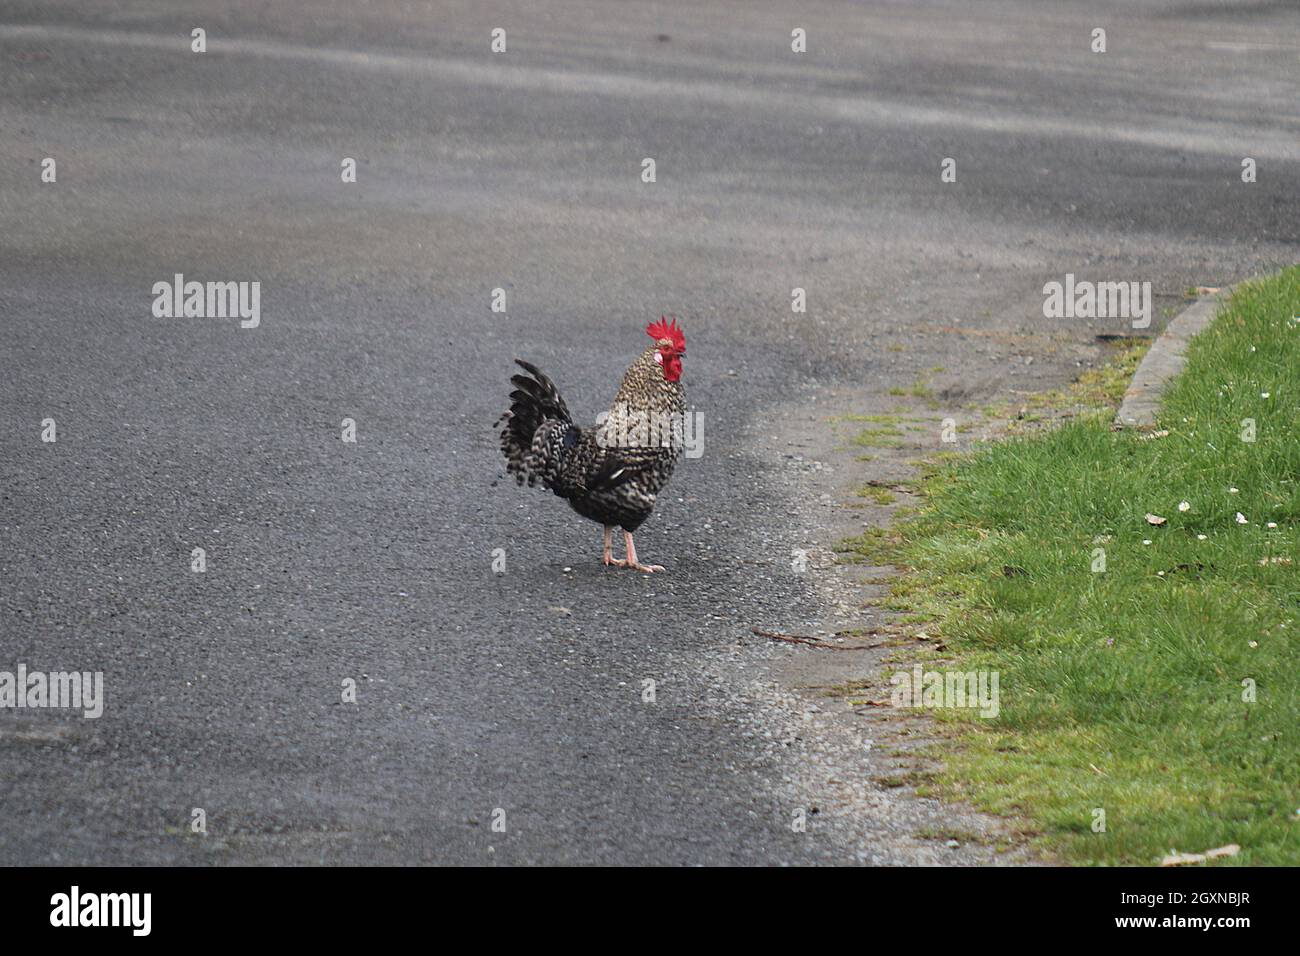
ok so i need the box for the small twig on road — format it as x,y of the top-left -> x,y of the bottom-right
750,627 -> 862,651
859,479 -> 918,495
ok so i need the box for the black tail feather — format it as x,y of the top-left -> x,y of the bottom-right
497,359 -> 573,486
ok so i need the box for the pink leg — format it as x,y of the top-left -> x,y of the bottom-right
623,531 -> 664,573
602,525 -> 626,567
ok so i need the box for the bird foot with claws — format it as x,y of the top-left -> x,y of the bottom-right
602,528 -> 665,573
603,556 -> 662,573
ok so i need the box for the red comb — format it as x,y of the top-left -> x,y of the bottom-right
646,315 -> 686,351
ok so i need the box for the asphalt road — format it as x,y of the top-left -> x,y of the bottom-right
1,0 -> 1297,865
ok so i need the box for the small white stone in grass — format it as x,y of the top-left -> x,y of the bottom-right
1236,512 -> 1248,524
1143,539 -> 1152,546
1197,534 -> 1208,540
1179,501 -> 1191,512
1261,392 -> 1270,399
1157,571 -> 1165,577
1230,487 -> 1239,493
1267,522 -> 1278,529
1249,641 -> 1259,648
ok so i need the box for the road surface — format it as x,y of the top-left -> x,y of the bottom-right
1,0 -> 1297,864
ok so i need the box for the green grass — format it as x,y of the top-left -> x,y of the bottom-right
887,369 -> 941,401
876,269 -> 1300,865
858,485 -> 898,505
830,413 -> 904,425
852,426 -> 905,449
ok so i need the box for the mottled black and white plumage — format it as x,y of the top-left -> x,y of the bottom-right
496,319 -> 687,572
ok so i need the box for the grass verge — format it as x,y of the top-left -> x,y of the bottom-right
862,269 -> 1300,865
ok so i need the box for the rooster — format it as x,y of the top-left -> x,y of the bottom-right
496,317 -> 687,573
